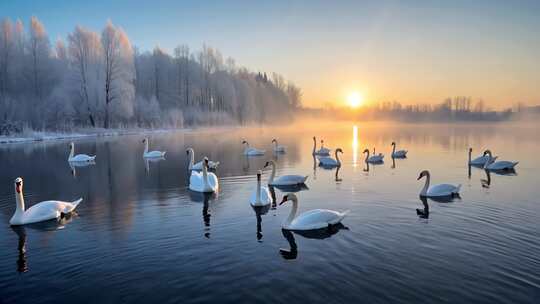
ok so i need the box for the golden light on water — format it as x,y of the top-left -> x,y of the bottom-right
347,92 -> 364,108
352,125 -> 358,166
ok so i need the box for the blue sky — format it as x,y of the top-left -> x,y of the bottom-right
2,0 -> 539,107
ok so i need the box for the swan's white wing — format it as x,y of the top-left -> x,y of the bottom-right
145,151 -> 165,158
427,183 -> 460,196
273,175 -> 308,185
208,173 -> 219,191
70,154 -> 95,162
319,157 -> 337,166
192,161 -> 204,170
250,187 -> 272,206
289,209 -> 347,230
470,155 -> 489,165
22,201 -> 66,224
189,171 -> 204,191
488,161 -> 518,170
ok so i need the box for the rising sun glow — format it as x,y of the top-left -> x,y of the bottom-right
347,92 -> 364,108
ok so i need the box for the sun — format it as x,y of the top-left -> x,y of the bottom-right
347,92 -> 364,108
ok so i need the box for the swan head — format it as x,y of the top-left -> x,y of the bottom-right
391,142 -> 395,146
142,138 -> 147,143
257,170 -> 262,181
263,160 -> 274,168
68,142 -> 74,149
363,148 -> 369,154
417,170 -> 430,180
203,157 -> 209,166
483,149 -> 492,157
272,139 -> 277,143
14,177 -> 23,194
336,148 -> 343,154
279,193 -> 297,205
469,147 -> 473,153
241,140 -> 248,144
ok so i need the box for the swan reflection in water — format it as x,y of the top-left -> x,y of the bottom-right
189,191 -> 216,239
416,196 -> 430,219
251,204 -> 271,241
11,213 -> 77,273
279,224 -> 349,260
69,160 -> 96,178
335,166 -> 342,182
144,156 -> 165,175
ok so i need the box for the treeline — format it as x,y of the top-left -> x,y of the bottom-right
316,96 -> 514,122
0,17 -> 302,131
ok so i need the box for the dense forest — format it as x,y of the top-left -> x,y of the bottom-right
0,17 -> 302,133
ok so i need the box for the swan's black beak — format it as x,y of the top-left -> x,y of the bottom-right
417,174 -> 422,180
279,196 -> 288,206
264,161 -> 269,168
186,150 -> 189,155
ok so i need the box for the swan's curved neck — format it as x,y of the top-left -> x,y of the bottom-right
273,140 -> 278,148
392,144 -> 396,155
256,178 -> 261,204
15,188 -> 25,215
268,162 -> 276,184
188,150 -> 195,169
284,197 -> 298,228
421,173 -> 430,196
364,150 -> 370,162
483,151 -> 493,169
144,140 -> 149,154
69,145 -> 74,159
312,138 -> 316,154
335,150 -> 341,166
202,164 -> 209,188
468,149 -> 472,163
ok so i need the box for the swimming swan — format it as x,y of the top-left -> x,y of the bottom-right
250,170 -> 272,207
363,148 -> 384,163
312,137 -> 330,156
189,158 -> 219,193
264,160 -> 308,186
483,150 -> 518,171
142,138 -> 166,158
391,142 -> 407,158
318,148 -> 343,167
272,139 -> 286,153
468,148 -> 494,166
186,148 -> 219,170
242,140 -> 265,156
9,177 -> 83,226
68,142 -> 96,162
417,170 -> 461,197
279,193 -> 349,230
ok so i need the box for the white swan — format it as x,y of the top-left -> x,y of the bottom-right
142,138 -> 166,158
68,142 -> 96,162
242,140 -> 265,156
272,139 -> 286,153
250,170 -> 272,207
264,160 -> 308,186
391,142 -> 407,158
318,148 -> 343,167
312,137 -> 330,156
9,177 -> 83,226
279,193 -> 349,230
186,148 -> 219,170
483,150 -> 518,171
468,148 -> 494,166
363,148 -> 384,163
189,158 -> 219,193
418,170 -> 461,197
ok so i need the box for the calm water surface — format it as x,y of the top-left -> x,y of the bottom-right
0,122 -> 539,303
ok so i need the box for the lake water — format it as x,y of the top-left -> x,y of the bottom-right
0,122 -> 539,303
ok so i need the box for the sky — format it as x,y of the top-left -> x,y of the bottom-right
1,0 -> 539,109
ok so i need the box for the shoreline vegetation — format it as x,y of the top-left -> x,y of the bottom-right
0,17 -> 302,135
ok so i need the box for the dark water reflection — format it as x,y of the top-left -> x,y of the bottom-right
0,122 -> 539,303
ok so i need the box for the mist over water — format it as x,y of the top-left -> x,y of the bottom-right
0,121 -> 539,303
